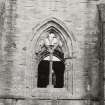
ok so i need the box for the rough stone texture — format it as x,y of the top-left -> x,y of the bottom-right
0,0 -> 104,105
97,3 -> 105,105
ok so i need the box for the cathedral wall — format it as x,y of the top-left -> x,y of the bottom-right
0,99 -> 101,105
0,0 -> 103,105
0,0 -> 9,96
12,0 -> 99,98
98,3 -> 105,104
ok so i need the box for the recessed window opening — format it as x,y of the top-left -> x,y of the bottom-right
37,55 -> 65,88
37,31 -> 65,88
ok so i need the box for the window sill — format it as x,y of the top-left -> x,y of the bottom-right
31,88 -> 71,99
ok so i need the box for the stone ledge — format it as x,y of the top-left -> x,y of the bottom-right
31,88 -> 69,99
0,94 -> 101,101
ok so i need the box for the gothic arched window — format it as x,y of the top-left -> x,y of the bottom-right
37,32 -> 65,88
27,17 -> 75,92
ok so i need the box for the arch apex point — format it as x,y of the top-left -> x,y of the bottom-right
32,17 -> 76,42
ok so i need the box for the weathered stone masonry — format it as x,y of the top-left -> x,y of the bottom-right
0,0 -> 104,105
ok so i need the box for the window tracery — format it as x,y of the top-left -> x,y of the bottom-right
37,32 -> 64,88
26,18 -> 75,94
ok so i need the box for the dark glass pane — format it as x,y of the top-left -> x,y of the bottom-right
37,60 -> 65,88
37,60 -> 49,88
53,61 -> 65,88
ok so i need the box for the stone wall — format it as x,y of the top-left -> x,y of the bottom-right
97,3 -> 105,105
0,0 -> 8,96
0,0 -> 104,105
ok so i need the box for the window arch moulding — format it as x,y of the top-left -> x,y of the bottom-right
26,17 -> 77,98
30,17 -> 76,59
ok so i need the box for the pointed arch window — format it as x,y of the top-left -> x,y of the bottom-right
27,17 -> 75,93
37,32 -> 65,88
